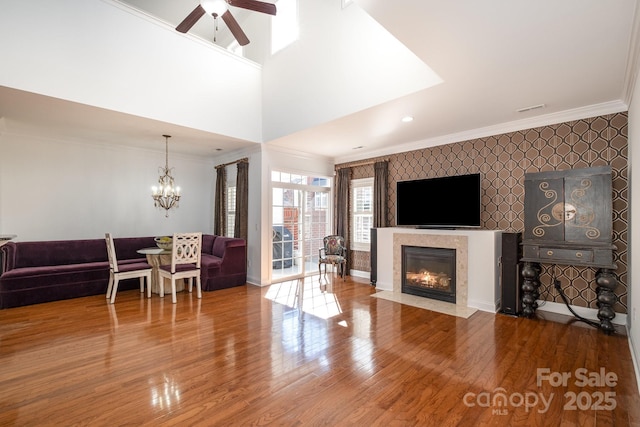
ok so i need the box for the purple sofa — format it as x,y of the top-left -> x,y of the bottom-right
0,234 -> 246,309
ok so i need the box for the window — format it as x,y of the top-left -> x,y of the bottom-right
227,40 -> 243,57
226,185 -> 236,237
271,0 -> 298,54
351,178 -> 373,252
315,192 -> 328,210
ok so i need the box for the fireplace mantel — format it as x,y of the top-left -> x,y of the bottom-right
374,228 -> 502,312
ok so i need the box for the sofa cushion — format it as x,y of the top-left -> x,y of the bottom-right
201,254 -> 222,271
1,262 -> 110,291
116,261 -> 152,272
13,240 -> 108,268
212,238 -> 228,258
202,234 -> 216,254
113,237 -> 157,260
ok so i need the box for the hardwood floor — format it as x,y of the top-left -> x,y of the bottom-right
0,276 -> 638,426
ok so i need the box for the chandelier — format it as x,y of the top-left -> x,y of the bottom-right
152,134 -> 181,217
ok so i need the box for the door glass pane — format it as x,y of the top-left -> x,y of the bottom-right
272,188 -> 302,279
272,172 -> 331,282
306,190 -> 330,271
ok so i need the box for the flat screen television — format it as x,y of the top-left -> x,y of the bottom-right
396,173 -> 481,228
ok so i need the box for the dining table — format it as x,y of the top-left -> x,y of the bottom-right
136,247 -> 185,295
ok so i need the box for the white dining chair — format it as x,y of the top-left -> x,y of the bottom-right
105,233 -> 153,303
158,232 -> 202,303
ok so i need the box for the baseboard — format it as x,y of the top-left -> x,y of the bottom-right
349,269 -> 370,279
468,299 -> 499,313
246,277 -> 267,287
246,280 -> 264,287
627,325 -> 640,394
536,300 -> 627,326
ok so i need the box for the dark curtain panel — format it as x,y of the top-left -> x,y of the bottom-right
336,167 -> 351,275
234,161 -> 249,240
373,161 -> 388,228
214,167 -> 227,236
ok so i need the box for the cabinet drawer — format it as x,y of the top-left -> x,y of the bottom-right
540,248 -> 594,263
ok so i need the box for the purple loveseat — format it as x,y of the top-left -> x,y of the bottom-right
0,234 -> 246,309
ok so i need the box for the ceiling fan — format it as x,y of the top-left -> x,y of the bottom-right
176,0 -> 277,46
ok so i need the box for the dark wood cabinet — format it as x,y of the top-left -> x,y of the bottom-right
520,166 -> 617,332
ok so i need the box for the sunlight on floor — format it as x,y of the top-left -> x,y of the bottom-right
265,276 -> 342,320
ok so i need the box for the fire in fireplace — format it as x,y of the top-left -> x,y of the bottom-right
401,246 -> 456,303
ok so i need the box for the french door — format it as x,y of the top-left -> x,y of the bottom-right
271,172 -> 331,282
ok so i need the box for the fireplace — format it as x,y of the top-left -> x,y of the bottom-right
401,246 -> 456,303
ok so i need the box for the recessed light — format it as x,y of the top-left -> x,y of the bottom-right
401,116 -> 414,123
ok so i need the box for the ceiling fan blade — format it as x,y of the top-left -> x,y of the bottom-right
221,10 -> 250,46
176,4 -> 206,33
227,0 -> 277,16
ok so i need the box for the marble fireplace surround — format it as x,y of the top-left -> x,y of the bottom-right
393,233 -> 468,308
374,228 -> 501,314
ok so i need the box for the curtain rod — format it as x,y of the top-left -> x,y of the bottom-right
215,157 -> 248,170
335,158 -> 389,170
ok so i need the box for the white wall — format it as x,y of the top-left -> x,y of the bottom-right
0,0 -> 263,142
0,130 -> 215,241
628,51 -> 640,389
261,0 -> 441,142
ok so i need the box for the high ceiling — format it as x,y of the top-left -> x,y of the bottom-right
268,0 -> 638,162
1,0 -> 638,162
120,0 -> 255,49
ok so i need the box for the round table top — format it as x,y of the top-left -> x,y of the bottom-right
137,247 -> 171,255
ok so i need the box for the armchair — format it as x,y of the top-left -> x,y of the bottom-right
318,235 -> 347,281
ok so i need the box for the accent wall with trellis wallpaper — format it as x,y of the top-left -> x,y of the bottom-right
341,112 -> 628,314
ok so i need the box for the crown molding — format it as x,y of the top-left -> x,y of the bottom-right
335,100 -> 629,164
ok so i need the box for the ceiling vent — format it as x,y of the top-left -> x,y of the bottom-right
517,104 -> 546,113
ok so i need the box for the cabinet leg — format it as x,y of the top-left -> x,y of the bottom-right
595,268 -> 617,334
521,262 -> 541,318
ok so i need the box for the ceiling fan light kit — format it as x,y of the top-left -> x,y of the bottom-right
176,0 -> 277,46
201,0 -> 228,16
